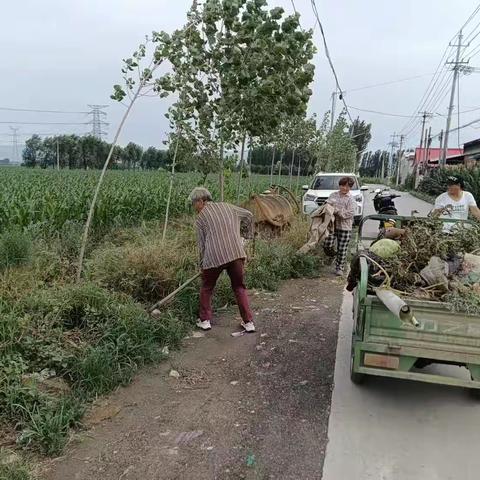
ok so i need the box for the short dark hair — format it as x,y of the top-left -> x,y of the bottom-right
339,177 -> 355,187
446,175 -> 464,189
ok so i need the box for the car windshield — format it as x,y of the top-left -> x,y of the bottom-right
311,176 -> 359,190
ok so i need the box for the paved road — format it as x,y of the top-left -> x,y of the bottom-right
323,188 -> 480,480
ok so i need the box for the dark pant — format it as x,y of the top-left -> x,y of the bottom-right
200,259 -> 253,323
323,229 -> 352,270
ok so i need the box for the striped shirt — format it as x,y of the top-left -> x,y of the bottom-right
326,191 -> 356,231
195,202 -> 254,270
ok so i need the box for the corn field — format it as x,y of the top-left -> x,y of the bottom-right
0,168 -> 308,233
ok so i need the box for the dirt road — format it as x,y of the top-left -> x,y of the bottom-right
42,277 -> 343,480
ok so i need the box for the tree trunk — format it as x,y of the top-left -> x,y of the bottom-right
162,134 -> 180,242
277,152 -> 284,184
219,138 -> 225,202
76,86 -> 141,283
269,145 -> 276,185
247,136 -> 253,195
236,132 -> 247,204
296,151 -> 302,192
288,148 -> 296,190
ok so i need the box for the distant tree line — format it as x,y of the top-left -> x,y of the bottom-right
22,134 -> 169,170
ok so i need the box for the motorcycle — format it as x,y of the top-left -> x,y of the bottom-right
371,187 -> 400,229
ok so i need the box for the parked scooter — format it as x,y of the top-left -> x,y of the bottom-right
371,187 -> 400,229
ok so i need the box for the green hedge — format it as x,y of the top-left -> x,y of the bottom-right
418,167 -> 480,202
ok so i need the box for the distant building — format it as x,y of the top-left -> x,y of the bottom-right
415,147 -> 464,168
0,158 -> 10,165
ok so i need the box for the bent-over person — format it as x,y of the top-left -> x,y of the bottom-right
190,187 -> 256,333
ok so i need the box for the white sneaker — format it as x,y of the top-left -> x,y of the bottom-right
196,319 -> 212,330
241,321 -> 256,333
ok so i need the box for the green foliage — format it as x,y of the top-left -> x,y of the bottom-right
21,134 -> 166,171
17,396 -> 84,456
0,230 -> 32,270
0,451 -> 31,480
359,149 -> 390,179
0,169 -> 287,233
317,111 -> 357,173
418,166 -> 480,203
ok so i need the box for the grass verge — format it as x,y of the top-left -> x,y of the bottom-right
0,214 -> 322,474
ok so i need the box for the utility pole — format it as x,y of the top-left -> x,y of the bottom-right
87,104 -> 109,139
9,127 -> 20,163
387,133 -> 399,179
395,134 -> 405,186
330,90 -> 337,131
425,127 -> 432,168
441,30 -> 469,166
56,138 -> 60,170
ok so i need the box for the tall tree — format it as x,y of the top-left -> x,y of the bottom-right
317,111 -> 357,173
22,135 -> 43,167
351,117 -> 372,172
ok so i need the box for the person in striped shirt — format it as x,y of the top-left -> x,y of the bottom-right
189,187 -> 256,333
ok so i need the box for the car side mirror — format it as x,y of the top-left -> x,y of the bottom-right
302,185 -> 309,191
360,186 -> 369,191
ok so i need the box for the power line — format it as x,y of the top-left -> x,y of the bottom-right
0,121 -> 88,125
0,106 -> 88,114
431,116 -> 480,139
345,73 -> 434,93
399,46 -> 453,134
459,3 -> 480,33
346,105 -> 420,118
309,0 -> 354,124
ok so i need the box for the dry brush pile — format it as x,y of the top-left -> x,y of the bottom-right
368,219 -> 480,314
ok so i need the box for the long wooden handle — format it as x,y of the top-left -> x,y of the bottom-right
149,272 -> 201,312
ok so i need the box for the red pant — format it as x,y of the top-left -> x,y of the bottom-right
200,259 -> 253,323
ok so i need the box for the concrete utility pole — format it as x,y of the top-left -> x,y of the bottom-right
395,134 -> 405,186
9,127 -> 20,163
387,132 -> 399,179
330,90 -> 337,131
441,30 -> 469,166
56,138 -> 60,170
417,111 -> 433,166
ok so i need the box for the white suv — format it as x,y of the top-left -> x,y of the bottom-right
302,173 -> 368,224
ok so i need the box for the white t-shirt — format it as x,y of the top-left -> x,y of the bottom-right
434,191 -> 477,231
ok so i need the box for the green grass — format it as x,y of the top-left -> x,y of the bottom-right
0,450 -> 31,480
0,166 -> 318,466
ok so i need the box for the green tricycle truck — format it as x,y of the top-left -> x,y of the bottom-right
350,214 -> 480,396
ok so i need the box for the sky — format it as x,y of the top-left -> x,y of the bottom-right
1,0 -> 480,161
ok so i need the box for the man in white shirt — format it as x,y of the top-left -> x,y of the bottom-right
432,176 -> 480,231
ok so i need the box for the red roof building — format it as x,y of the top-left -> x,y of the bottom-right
414,147 -> 463,166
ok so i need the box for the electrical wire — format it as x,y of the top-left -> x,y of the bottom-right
0,121 -> 92,125
0,107 -> 89,114
459,3 -> 480,35
309,0 -> 354,124
345,73 -> 434,93
399,47 -> 451,133
346,105 -> 420,118
430,116 -> 480,139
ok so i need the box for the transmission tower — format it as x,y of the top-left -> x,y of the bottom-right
87,104 -> 109,139
10,126 -> 20,163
